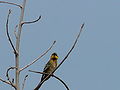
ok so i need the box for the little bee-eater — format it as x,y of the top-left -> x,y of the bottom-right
34,53 -> 58,90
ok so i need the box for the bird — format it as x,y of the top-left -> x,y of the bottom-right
34,53 -> 58,90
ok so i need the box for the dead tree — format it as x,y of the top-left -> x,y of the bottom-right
0,0 -> 84,90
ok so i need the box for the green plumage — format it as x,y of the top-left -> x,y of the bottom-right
34,53 -> 58,90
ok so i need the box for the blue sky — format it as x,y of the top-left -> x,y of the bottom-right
0,0 -> 120,90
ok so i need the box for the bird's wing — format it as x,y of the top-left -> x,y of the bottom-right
43,61 -> 51,71
41,60 -> 51,81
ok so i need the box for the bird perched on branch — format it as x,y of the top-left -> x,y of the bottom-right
34,53 -> 58,90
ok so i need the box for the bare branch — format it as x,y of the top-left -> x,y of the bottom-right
53,23 -> 85,73
6,67 -> 16,83
29,70 -> 51,75
14,25 -> 18,39
38,23 -> 85,88
19,41 -> 56,72
53,74 -> 69,90
29,70 -> 69,90
22,75 -> 28,90
21,16 -> 41,26
15,0 -> 27,89
6,9 -> 18,55
0,77 -> 16,89
6,67 -> 16,89
0,76 -> 16,89
0,1 -> 22,8
0,77 -> 11,85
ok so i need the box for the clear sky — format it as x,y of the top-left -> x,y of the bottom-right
0,0 -> 120,90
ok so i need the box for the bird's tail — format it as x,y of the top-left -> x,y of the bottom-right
34,75 -> 47,90
34,81 -> 43,90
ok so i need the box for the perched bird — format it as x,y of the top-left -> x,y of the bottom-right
34,53 -> 58,90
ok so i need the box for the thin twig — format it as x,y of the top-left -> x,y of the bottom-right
19,41 -> 56,72
6,67 -> 16,89
29,70 -> 69,90
0,1 -> 22,8
14,25 -> 18,39
53,75 -> 69,90
53,23 -> 85,73
22,75 -> 28,90
21,16 -> 41,26
38,23 -> 85,88
1,68 -> 16,87
0,77 -> 11,85
6,67 -> 16,84
6,9 -> 18,55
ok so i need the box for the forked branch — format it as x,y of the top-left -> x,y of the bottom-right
38,23 -> 85,89
0,1 -> 22,8
29,70 -> 69,90
6,67 -> 16,89
19,41 -> 56,72
0,77 -> 11,85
